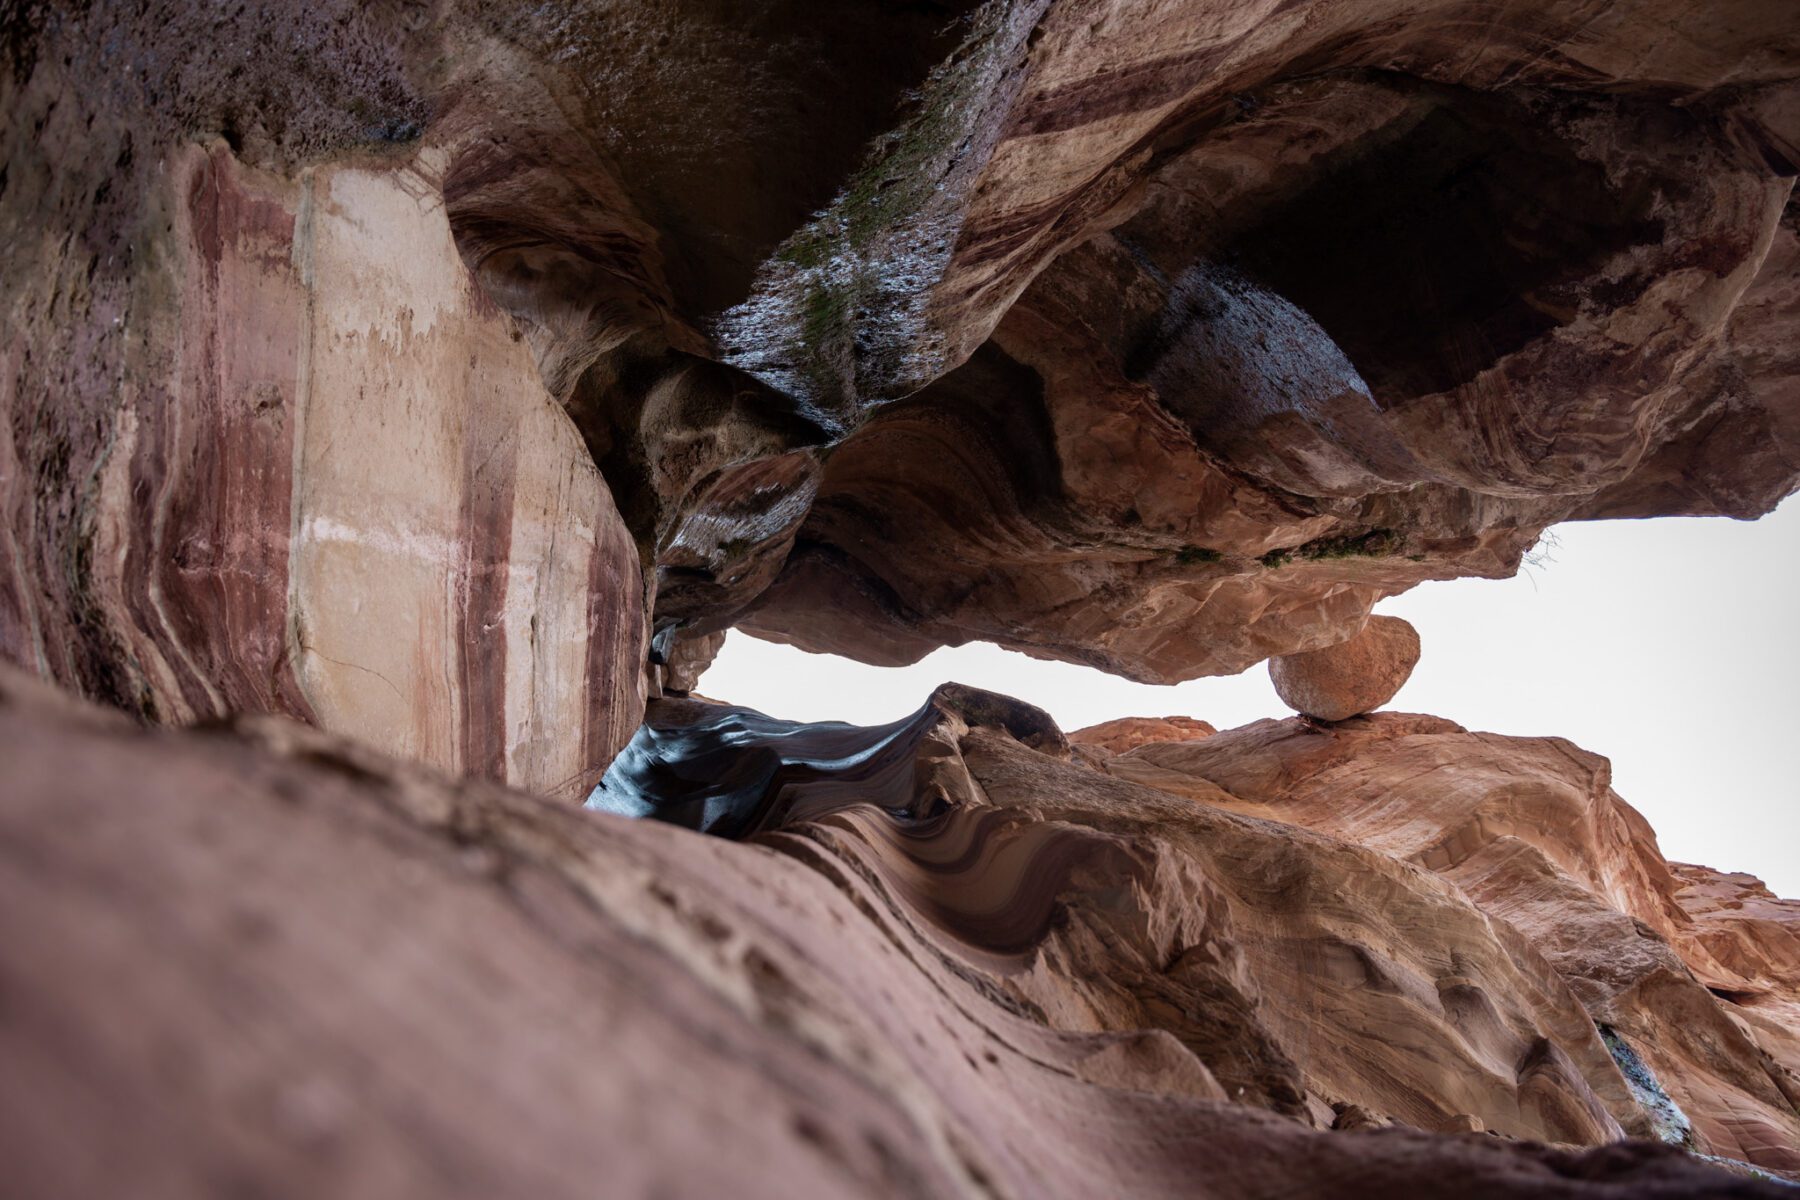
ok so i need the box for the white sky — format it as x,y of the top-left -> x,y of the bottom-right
705,496 -> 1800,897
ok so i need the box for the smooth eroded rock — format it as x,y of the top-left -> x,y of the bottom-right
5,664 -> 1797,1194
1269,615 -> 1422,720
8,0 -> 1800,711
0,133 -> 646,793
1102,713 -> 1800,1175
1069,716 -> 1218,755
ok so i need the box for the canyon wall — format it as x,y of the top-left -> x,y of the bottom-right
7,0 -> 1799,738
5,664 -> 1797,1195
1,38 -> 644,792
3,0 -> 1799,1194
1098,714 -> 1800,1171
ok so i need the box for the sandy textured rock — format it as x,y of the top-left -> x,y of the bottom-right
726,9 -> 1800,680
1,75 -> 644,792
1069,715 -> 1217,755
655,627 -> 728,697
1269,614 -> 1422,720
1103,715 -> 1800,1175
4,5 -> 1800,1197
1667,863 -> 1800,1099
6,664 -> 1798,1197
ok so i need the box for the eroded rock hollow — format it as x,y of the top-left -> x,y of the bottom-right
2,0 -> 1798,1194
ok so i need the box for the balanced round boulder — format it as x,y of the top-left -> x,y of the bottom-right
1268,615 -> 1421,721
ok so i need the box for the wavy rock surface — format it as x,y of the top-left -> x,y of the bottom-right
1069,714 -> 1217,755
4,663 -> 1795,1197
11,0 -> 1798,705
1103,715 -> 1800,1174
4,5 -> 1800,1194
727,11 -> 1800,678
1669,864 -> 1800,1103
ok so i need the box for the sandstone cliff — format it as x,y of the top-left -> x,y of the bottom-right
3,0 -> 1798,1193
1101,713 -> 1800,1173
7,0 -> 1799,763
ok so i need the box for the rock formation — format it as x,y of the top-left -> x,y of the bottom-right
8,0 -> 1800,736
5,664 -> 1798,1195
2,0 -> 1799,1193
1069,714 -> 1218,755
1101,714 -> 1800,1174
0,127 -> 644,794
1269,613 -> 1422,721
656,627 -> 729,697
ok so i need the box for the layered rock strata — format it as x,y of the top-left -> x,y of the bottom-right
5,4 -> 1800,1195
2,68 -> 644,792
1068,714 -> 1217,755
4,664 -> 1797,1196
7,0 -> 1800,738
724,17 -> 1800,679
1101,714 -> 1800,1174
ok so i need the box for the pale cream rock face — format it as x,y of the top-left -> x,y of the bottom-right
288,152 -> 643,794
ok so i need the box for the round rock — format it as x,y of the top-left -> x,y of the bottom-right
1268,615 -> 1421,721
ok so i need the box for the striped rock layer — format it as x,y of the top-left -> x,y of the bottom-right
2,103 -> 644,792
3,5 -> 1800,1195
6,0 -> 1800,745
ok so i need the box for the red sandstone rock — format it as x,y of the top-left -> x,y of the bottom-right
4,7 -> 1800,1194
2,666 -> 1795,1196
0,129 -> 645,794
1268,614 -> 1422,720
731,20 -> 1800,680
1666,863 -> 1800,1097
1069,715 -> 1217,755
11,0 -> 1798,708
657,628 -> 728,696
1103,714 -> 1800,1176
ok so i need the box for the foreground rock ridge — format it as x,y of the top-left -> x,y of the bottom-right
3,665 -> 1796,1196
4,0 -> 1800,1194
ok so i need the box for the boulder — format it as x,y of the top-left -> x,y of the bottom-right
1269,615 -> 1421,720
